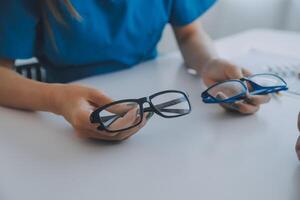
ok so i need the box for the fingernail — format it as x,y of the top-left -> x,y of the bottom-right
146,112 -> 154,120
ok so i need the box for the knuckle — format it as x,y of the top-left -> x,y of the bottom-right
106,132 -> 119,137
114,131 -> 136,141
90,88 -> 103,96
73,118 -> 82,129
73,116 -> 87,130
240,105 -> 259,114
139,122 -> 147,129
119,136 -> 130,141
240,108 -> 251,114
237,104 -> 250,114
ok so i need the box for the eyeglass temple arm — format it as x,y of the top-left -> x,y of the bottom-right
150,96 -> 186,110
99,97 -> 188,123
148,108 -> 190,114
102,115 -> 122,127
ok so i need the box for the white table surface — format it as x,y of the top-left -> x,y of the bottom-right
1,29 -> 300,200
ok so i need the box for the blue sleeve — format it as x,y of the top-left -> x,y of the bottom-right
169,0 -> 217,26
0,0 -> 38,59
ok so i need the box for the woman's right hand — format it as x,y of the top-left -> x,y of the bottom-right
50,84 -> 150,141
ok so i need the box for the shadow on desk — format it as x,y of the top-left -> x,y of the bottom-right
0,106 -> 126,164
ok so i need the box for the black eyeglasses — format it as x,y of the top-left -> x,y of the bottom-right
90,90 -> 192,133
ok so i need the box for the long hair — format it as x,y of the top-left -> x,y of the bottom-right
43,0 -> 82,49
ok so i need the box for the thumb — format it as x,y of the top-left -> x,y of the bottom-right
216,92 -> 228,101
225,63 -> 243,80
88,89 -> 137,115
88,89 -> 114,107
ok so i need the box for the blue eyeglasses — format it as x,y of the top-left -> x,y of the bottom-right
201,73 -> 288,104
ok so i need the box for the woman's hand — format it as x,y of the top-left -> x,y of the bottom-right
296,136 -> 300,160
50,84 -> 150,141
201,58 -> 271,114
296,112 -> 300,160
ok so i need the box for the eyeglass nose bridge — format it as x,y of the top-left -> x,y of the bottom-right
138,97 -> 163,115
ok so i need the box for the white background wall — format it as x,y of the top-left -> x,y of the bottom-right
158,0 -> 300,53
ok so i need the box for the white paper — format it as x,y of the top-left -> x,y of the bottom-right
231,49 -> 300,95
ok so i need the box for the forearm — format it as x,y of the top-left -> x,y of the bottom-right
174,22 -> 218,75
0,66 -> 58,113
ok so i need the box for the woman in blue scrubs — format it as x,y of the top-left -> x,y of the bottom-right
0,0 -> 270,141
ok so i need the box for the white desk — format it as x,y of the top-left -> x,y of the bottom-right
1,29 -> 300,200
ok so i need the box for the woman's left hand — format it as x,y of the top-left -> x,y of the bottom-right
296,136 -> 300,160
296,112 -> 300,160
201,58 -> 271,114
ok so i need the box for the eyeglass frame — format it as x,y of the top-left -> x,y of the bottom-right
90,90 -> 192,133
201,73 -> 288,104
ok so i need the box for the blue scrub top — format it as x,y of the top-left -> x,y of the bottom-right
0,0 -> 216,83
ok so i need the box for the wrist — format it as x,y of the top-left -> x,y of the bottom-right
45,83 -> 65,115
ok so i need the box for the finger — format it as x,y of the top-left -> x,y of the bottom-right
216,93 -> 259,114
88,89 -> 138,115
88,114 -> 148,141
75,109 -> 99,130
76,129 -> 121,141
244,94 -> 271,106
219,102 -> 240,112
216,92 -> 229,102
87,107 -> 140,137
224,62 -> 243,80
88,89 -> 114,107
241,68 -> 256,91
216,92 -> 239,111
88,105 -> 143,137
78,108 -> 122,136
233,101 -> 259,114
203,79 -> 217,88
106,102 -> 139,115
113,114 -> 149,141
116,112 -> 153,138
202,59 -> 243,85
241,68 -> 253,77
108,107 -> 140,132
220,101 -> 259,114
75,102 -> 139,138
296,136 -> 300,160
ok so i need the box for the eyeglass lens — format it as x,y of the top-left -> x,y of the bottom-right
248,74 -> 285,87
99,102 -> 142,132
151,92 -> 190,117
206,74 -> 287,101
207,81 -> 245,101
